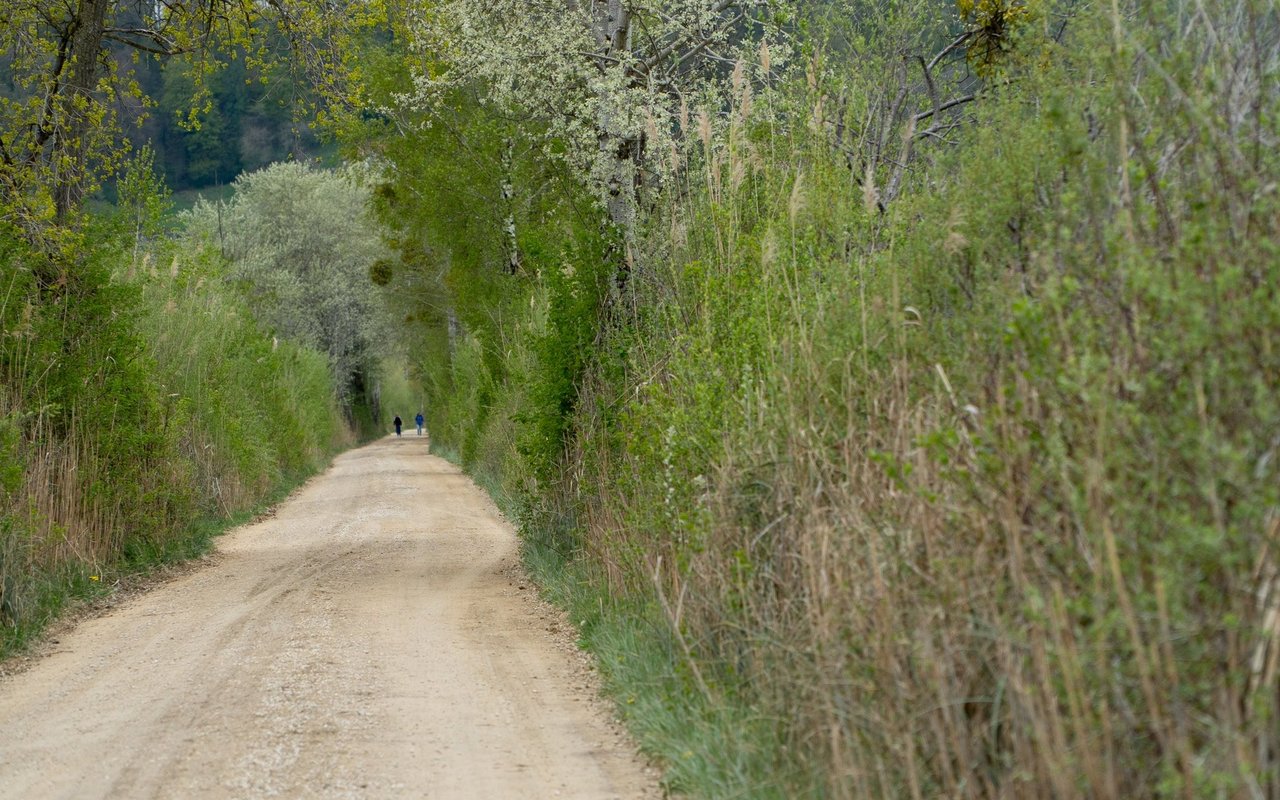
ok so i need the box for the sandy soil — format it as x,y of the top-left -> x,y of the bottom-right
0,435 -> 660,799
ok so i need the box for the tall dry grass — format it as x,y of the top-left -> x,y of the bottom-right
0,410 -> 111,625
554,0 -> 1280,795
1,226 -> 352,650
390,0 -> 1278,793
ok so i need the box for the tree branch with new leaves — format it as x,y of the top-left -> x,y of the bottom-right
0,0 -> 383,251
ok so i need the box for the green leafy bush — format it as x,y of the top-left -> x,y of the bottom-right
358,0 -> 1280,794
0,190 -> 358,652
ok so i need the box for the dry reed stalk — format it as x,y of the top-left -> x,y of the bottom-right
1048,583 -> 1109,796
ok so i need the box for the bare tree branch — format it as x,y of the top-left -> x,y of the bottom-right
916,54 -> 942,125
104,27 -> 186,55
641,0 -> 740,72
927,31 -> 974,72
913,93 -> 977,123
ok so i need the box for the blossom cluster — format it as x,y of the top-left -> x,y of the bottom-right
399,0 -> 794,226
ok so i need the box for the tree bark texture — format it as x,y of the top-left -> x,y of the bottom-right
593,0 -> 638,234
55,0 -> 113,219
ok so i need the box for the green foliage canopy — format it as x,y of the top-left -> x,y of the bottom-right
0,0 -> 387,252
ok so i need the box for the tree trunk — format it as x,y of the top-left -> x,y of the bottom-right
55,0 -> 112,220
592,0 -> 630,54
502,138 -> 520,275
592,1 -> 637,234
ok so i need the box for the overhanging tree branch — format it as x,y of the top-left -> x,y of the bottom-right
104,27 -> 185,55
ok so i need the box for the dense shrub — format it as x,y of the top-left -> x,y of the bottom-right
369,0 -> 1280,794
0,193 -> 359,652
1,225 -> 190,633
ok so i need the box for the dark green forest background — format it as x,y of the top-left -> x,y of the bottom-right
118,45 -> 321,194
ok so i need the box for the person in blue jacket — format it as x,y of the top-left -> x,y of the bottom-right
415,412 -> 425,436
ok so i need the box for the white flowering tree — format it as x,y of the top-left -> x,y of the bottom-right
184,162 -> 390,409
403,0 -> 792,237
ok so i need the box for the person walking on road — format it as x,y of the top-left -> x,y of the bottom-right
393,415 -> 402,436
415,412 -> 425,436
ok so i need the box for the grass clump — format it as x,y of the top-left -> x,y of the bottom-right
524,526 -> 808,798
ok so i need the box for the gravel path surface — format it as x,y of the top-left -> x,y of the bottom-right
0,435 -> 659,799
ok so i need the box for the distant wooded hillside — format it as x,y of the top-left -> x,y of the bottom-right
113,38 -> 322,192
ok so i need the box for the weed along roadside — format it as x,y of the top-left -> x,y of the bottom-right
432,443 -> 803,796
377,2 -> 1280,797
1,467 -> 317,662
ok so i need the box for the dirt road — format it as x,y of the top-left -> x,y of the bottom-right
0,436 -> 659,799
